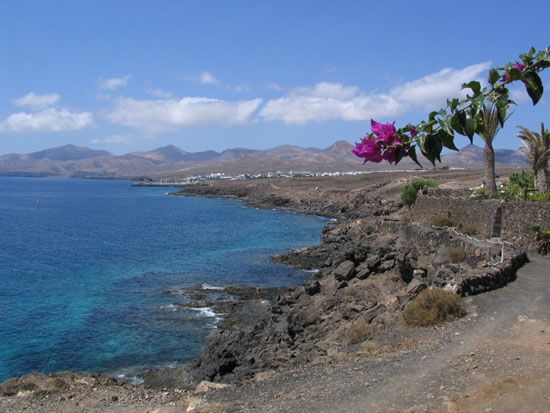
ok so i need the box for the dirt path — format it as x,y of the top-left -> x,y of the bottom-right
202,255 -> 550,412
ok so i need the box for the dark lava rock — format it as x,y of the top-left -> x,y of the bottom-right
306,281 -> 321,296
356,263 -> 371,280
337,280 -> 349,290
365,254 -> 380,269
333,260 -> 356,281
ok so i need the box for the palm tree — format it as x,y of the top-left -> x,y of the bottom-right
517,123 -> 550,192
478,105 -> 501,195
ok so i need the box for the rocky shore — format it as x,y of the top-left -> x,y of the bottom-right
135,169 -> 527,389
2,169 -> 541,412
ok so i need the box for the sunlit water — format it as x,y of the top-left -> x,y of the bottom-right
0,177 -> 326,381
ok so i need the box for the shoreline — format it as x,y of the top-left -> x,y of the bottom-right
0,170 -> 485,386
3,169 -> 544,413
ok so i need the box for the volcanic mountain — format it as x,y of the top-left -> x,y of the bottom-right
0,142 -> 528,179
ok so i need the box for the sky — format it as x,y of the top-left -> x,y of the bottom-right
0,0 -> 549,155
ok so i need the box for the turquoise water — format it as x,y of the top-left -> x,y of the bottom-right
0,177 -> 326,382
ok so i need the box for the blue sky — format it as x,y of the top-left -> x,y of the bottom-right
0,1 -> 548,155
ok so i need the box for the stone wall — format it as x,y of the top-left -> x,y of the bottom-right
411,191 -> 499,238
410,189 -> 550,251
501,201 -> 550,250
379,222 -> 528,296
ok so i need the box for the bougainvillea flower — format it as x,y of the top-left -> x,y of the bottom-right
502,62 -> 525,83
407,124 -> 418,137
382,146 -> 397,164
513,62 -> 526,71
352,135 -> 383,163
502,73 -> 513,83
353,119 -> 409,164
370,119 -> 397,144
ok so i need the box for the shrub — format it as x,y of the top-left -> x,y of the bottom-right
402,288 -> 466,327
528,192 -> 550,201
347,319 -> 378,344
400,178 -> 438,209
503,170 -> 534,200
399,213 -> 412,223
400,185 -> 418,209
510,170 -> 534,188
431,212 -> 457,228
444,246 -> 466,263
472,187 -> 486,196
458,223 -> 480,236
532,225 -> 550,255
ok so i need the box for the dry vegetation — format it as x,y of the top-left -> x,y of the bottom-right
402,288 -> 467,327
445,246 -> 466,263
347,319 -> 379,344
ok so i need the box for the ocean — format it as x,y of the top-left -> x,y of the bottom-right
0,177 -> 326,382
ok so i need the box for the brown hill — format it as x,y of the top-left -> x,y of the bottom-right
0,142 -> 528,179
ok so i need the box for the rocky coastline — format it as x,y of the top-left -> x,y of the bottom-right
1,170 -> 536,412
136,170 -> 528,389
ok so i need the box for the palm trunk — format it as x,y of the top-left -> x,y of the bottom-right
536,168 -> 549,192
484,141 -> 497,195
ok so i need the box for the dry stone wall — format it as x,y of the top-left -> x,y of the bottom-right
411,189 -> 550,251
411,191 -> 499,237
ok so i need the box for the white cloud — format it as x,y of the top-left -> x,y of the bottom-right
12,92 -> 60,110
97,75 -> 131,90
148,88 -> 174,99
106,97 -> 262,133
260,62 -> 492,124
390,62 -> 491,107
199,71 -> 219,85
0,108 -> 93,133
290,82 -> 360,100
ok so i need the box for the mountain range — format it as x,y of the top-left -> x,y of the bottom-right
0,141 -> 528,179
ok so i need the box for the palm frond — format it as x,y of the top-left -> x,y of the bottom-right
479,105 -> 501,144
517,123 -> 550,173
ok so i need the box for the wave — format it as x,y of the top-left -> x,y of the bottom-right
159,304 -> 178,312
114,374 -> 144,386
304,269 -> 320,273
187,307 -> 217,317
201,283 -> 225,291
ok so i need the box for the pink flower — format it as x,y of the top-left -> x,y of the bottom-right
382,146 -> 397,164
352,135 -> 383,163
371,119 -> 397,144
513,62 -> 526,71
354,119 -> 408,164
407,124 -> 417,137
502,62 -> 525,83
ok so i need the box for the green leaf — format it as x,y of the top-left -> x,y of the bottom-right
522,71 -> 544,105
464,116 -> 476,142
438,130 -> 459,151
394,146 -> 406,165
423,133 -> 443,163
451,112 -> 466,135
447,98 -> 460,112
439,118 -> 454,137
408,145 -> 423,168
488,69 -> 500,85
495,96 -> 509,127
462,81 -> 481,95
